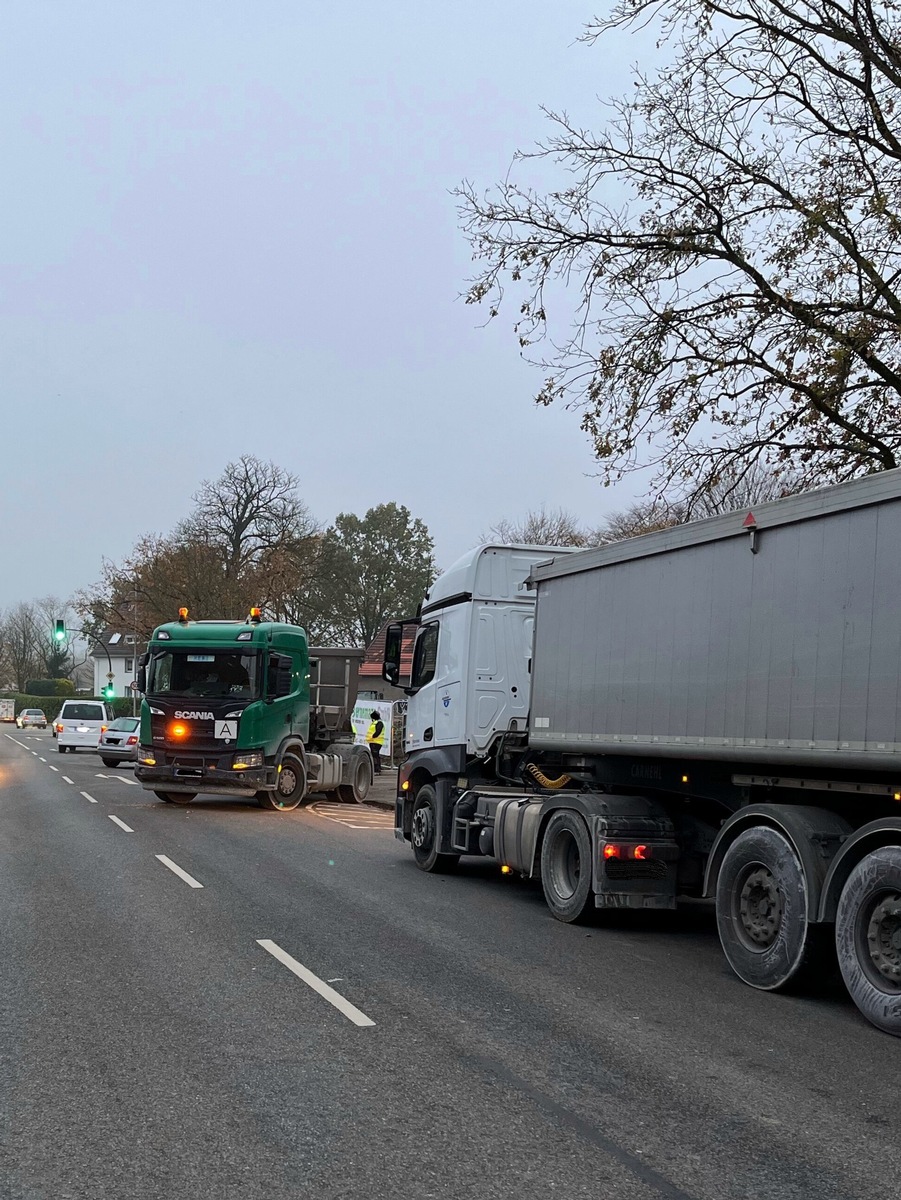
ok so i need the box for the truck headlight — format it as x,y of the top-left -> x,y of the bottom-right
232,752 -> 263,769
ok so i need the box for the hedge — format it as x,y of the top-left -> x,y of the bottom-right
0,695 -> 142,721
24,679 -> 75,697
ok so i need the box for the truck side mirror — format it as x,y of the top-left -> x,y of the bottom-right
383,624 -> 403,687
137,652 -> 148,694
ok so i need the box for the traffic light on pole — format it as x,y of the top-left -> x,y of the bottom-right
54,620 -> 66,641
103,683 -> 115,700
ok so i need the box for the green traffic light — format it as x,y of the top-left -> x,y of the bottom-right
54,620 -> 66,641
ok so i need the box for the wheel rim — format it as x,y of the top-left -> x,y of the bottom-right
412,801 -> 433,850
858,891 -> 901,991
735,864 -> 783,949
278,766 -> 298,798
550,828 -> 581,900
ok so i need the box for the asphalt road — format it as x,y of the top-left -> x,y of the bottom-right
1,729 -> 900,1200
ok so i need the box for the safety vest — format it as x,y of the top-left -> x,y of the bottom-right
366,720 -> 385,746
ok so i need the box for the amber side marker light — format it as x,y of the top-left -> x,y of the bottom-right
401,780 -> 410,791
500,865 -> 512,875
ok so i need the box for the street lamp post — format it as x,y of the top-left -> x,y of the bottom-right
57,625 -> 114,698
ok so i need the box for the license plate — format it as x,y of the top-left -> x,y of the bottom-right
76,726 -> 90,733
107,738 -> 121,745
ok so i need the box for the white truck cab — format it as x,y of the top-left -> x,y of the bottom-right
385,545 -> 574,761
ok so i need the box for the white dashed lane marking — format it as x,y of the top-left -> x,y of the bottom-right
155,855 -> 204,889
108,814 -> 134,833
308,801 -> 393,831
257,939 -> 375,1028
80,792 -> 98,804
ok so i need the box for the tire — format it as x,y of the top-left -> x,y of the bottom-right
715,825 -> 820,991
258,753 -> 307,811
154,791 -> 196,805
540,810 -> 594,923
101,758 -> 120,768
836,846 -> 901,1036
411,784 -> 459,873
57,745 -> 67,754
337,755 -> 372,804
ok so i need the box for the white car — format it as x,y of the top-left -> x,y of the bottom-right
16,708 -> 48,729
56,700 -> 114,753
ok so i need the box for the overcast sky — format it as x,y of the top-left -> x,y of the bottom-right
1,1 -> 647,611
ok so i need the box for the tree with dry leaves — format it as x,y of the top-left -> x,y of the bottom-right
76,457 -> 322,636
458,0 -> 901,504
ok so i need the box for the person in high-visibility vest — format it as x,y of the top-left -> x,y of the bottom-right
366,710 -> 385,775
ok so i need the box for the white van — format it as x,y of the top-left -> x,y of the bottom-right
56,700 -> 114,753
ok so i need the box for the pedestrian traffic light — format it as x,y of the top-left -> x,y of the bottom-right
102,683 -> 115,700
53,620 -> 66,641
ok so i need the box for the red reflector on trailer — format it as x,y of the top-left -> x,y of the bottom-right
634,844 -> 649,859
603,844 -> 620,859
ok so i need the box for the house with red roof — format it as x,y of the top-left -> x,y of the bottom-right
357,621 -> 416,702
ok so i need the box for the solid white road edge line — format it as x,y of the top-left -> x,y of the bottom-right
155,854 -> 203,889
62,776 -> 74,784
108,814 -> 134,833
80,791 -> 98,804
256,939 -> 376,1028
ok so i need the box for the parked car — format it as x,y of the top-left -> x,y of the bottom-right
16,708 -> 48,729
55,700 -> 114,753
97,717 -> 140,767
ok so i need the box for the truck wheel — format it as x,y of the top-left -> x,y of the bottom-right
154,791 -> 196,805
715,826 -> 820,991
259,753 -> 307,811
540,810 -> 594,923
836,847 -> 901,1036
411,785 -> 459,873
338,755 -> 372,804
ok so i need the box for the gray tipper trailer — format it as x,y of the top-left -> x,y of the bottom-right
384,470 -> 901,1036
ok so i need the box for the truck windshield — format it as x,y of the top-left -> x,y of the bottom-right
147,650 -> 260,699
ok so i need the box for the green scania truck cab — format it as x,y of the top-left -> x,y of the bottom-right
134,609 -> 372,810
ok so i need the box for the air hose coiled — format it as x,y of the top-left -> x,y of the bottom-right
525,763 -> 572,790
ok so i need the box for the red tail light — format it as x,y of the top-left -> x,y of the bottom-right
55,723 -> 63,732
127,736 -> 138,745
